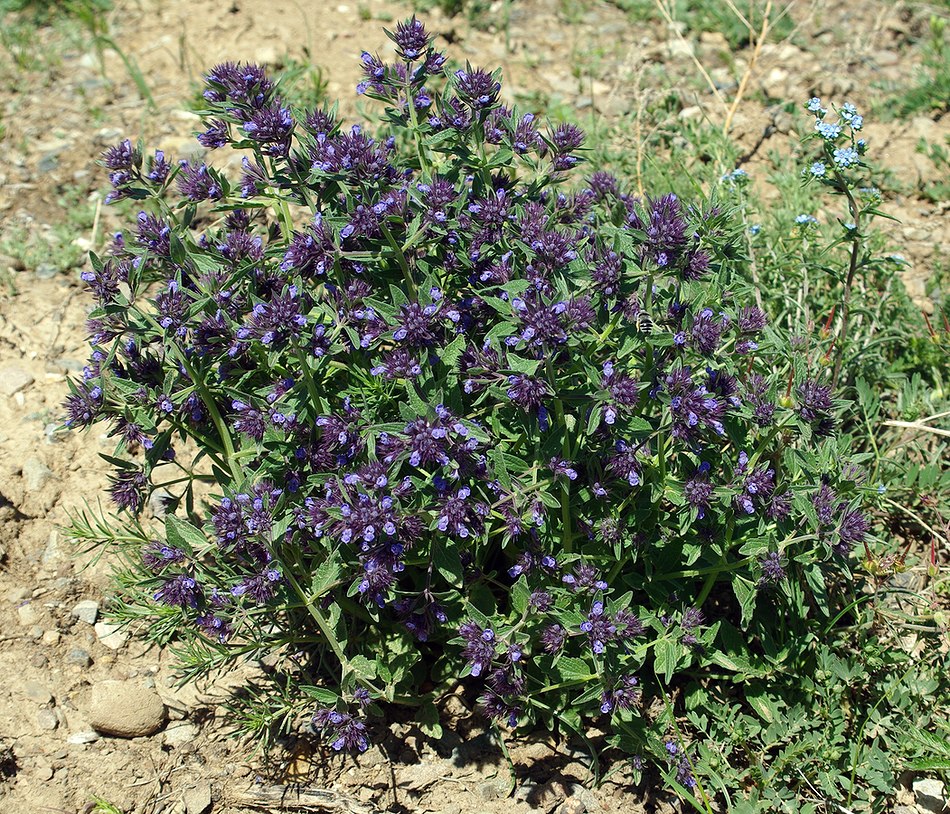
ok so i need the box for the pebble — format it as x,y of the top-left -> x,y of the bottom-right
22,457 -> 54,492
67,648 -> 92,668
37,709 -> 59,731
17,603 -> 40,626
182,782 -> 212,814
913,778 -> 947,813
95,621 -> 129,650
34,263 -> 59,279
71,600 -> 100,625
87,681 -> 166,738
0,366 -> 34,396
42,630 -> 61,646
67,731 -> 99,745
24,680 -> 53,704
163,721 -> 199,746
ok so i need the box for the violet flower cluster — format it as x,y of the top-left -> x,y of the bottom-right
67,19 -> 876,786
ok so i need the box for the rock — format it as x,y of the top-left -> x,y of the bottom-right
24,681 -> 53,704
67,648 -> 92,668
22,457 -> 54,492
71,600 -> 100,625
87,681 -> 166,738
37,709 -> 59,731
34,263 -> 58,279
67,731 -> 99,744
94,621 -> 129,650
17,603 -> 39,626
42,630 -> 61,646
163,722 -> 199,746
182,783 -> 212,814
913,778 -> 947,813
0,367 -> 34,396
665,39 -> 694,59
478,780 -> 503,801
678,105 -> 703,121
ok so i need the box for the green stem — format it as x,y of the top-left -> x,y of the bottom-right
381,222 -> 416,299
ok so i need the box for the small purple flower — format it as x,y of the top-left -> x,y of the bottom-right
176,161 -> 223,202
109,469 -> 147,513
758,551 -> 786,587
454,66 -> 500,109
154,573 -> 202,608
459,620 -> 496,677
392,16 -> 430,61
197,119 -> 229,149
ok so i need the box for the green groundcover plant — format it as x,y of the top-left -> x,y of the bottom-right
65,18 -> 941,808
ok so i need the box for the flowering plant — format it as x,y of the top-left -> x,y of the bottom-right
67,19 -> 876,788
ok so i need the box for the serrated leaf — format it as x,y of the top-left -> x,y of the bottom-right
557,656 -> 595,682
311,555 -> 341,598
348,655 -> 378,681
416,699 -> 443,739
732,575 -> 757,628
301,686 -> 339,705
511,577 -> 530,615
440,334 -> 466,369
405,382 -> 430,418
165,515 -> 207,555
432,541 -> 463,586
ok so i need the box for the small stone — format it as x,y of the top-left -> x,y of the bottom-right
71,600 -> 100,625
678,105 -> 703,121
42,630 -> 61,646
37,709 -> 59,731
95,621 -> 129,650
182,782 -> 212,814
67,648 -> 92,668
24,681 -> 53,704
913,778 -> 947,813
35,763 -> 54,781
478,781 -> 501,801
0,367 -> 34,396
6,586 -> 30,603
30,653 -> 48,668
34,264 -> 58,279
67,731 -> 99,744
22,457 -> 54,492
17,603 -> 39,626
87,681 -> 166,738
163,722 -> 199,746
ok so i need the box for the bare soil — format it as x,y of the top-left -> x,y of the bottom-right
0,1 -> 947,812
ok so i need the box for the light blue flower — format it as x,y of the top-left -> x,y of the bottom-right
815,120 -> 842,140
795,214 -> 818,225
806,97 -> 825,115
833,147 -> 859,168
748,223 -> 762,236
809,161 -> 827,178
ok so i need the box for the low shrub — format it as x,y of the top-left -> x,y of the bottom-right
67,18 -> 919,805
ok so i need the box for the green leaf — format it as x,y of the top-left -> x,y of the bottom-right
300,685 -> 339,705
165,515 -> 207,555
653,638 -> 683,683
626,416 -> 653,433
511,577 -> 531,615
745,686 -> 779,723
432,541 -> 464,586
405,382 -> 430,418
440,334 -> 466,369
348,655 -> 378,681
557,656 -> 595,682
311,555 -> 341,598
732,575 -> 757,628
416,699 -> 443,739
